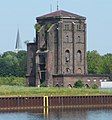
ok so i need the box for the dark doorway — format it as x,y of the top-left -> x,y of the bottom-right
39,53 -> 46,84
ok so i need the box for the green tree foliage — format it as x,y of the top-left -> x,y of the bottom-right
0,50 -> 27,77
91,84 -> 98,89
101,54 -> 112,74
87,50 -> 103,74
0,77 -> 26,86
16,51 -> 27,77
87,50 -> 112,74
74,80 -> 84,88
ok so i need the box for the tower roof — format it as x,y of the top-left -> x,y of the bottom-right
37,10 -> 86,20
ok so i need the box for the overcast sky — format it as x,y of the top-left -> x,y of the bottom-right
0,0 -> 112,55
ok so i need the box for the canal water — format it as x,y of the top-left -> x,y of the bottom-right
0,108 -> 112,120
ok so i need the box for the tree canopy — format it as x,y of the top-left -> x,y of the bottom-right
0,50 -> 112,77
87,50 -> 112,74
0,50 -> 27,77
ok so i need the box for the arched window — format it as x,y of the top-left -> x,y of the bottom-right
68,84 -> 72,88
55,84 -> 59,87
66,35 -> 69,42
77,50 -> 82,62
78,36 -> 81,42
65,50 -> 70,62
85,84 -> 89,88
76,68 -> 82,74
66,68 -> 70,73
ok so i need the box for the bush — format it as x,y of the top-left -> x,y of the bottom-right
91,84 -> 98,89
35,24 -> 41,31
0,77 -> 26,86
40,82 -> 47,87
74,80 -> 84,88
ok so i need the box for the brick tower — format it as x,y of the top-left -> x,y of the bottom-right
26,10 -> 87,87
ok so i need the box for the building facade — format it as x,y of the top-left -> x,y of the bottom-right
26,10 -> 110,87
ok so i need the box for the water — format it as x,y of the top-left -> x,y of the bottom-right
0,108 -> 112,120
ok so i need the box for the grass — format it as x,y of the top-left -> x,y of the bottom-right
0,86 -> 112,97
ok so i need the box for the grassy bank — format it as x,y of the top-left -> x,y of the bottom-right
0,86 -> 112,97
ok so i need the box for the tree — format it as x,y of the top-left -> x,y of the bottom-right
74,80 -> 84,88
101,54 -> 112,74
87,50 -> 103,74
16,50 -> 27,77
2,51 -> 16,58
0,50 -> 27,77
0,52 -> 19,76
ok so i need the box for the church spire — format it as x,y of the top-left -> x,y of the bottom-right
15,28 -> 22,53
57,0 -> 59,11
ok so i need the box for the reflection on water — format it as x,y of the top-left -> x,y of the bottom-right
0,108 -> 112,120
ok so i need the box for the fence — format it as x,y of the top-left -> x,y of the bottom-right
0,95 -> 112,111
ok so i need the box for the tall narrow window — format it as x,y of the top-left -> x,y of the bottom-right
77,50 -> 82,62
77,24 -> 81,30
65,50 -> 70,62
79,24 -> 81,29
77,25 -> 79,30
66,35 -> 69,42
78,36 -> 81,42
66,24 -> 69,30
65,24 -> 69,30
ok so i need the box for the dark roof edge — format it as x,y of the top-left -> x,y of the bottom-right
27,42 -> 36,46
53,74 -> 112,78
36,10 -> 86,20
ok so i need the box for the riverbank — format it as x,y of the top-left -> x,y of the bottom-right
0,86 -> 112,97
1,95 -> 112,111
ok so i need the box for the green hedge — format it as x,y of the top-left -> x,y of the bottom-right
0,77 -> 26,86
74,80 -> 84,88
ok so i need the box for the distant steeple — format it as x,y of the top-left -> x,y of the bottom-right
50,4 -> 52,12
57,0 -> 59,11
15,28 -> 22,53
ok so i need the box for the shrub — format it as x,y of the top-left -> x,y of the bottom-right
40,82 -> 47,87
91,84 -> 98,89
74,80 -> 84,88
35,24 -> 41,31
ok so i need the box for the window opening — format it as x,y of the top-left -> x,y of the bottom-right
78,36 -> 81,42
77,50 -> 82,62
65,50 -> 70,62
66,35 -> 69,42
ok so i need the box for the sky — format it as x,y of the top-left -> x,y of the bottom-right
0,0 -> 112,55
